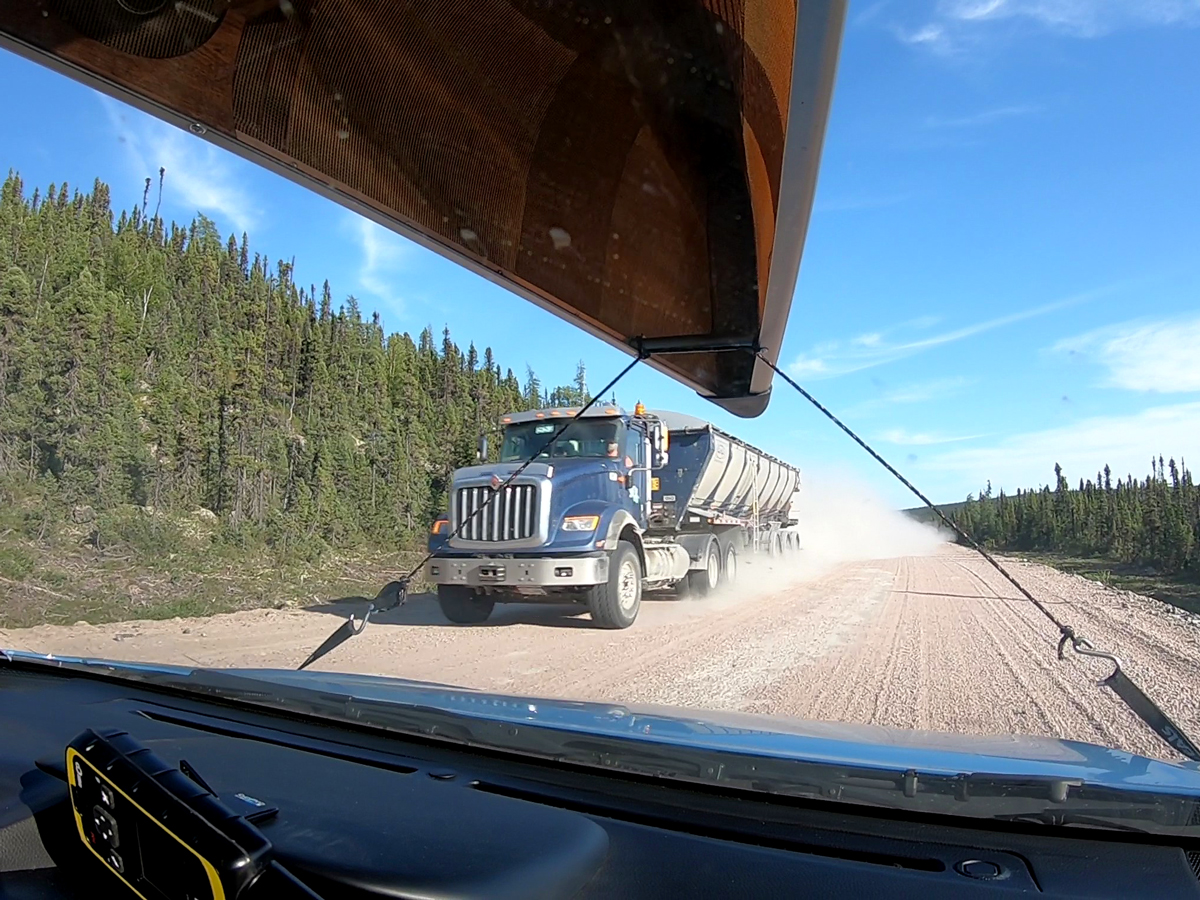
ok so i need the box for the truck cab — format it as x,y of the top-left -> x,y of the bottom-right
426,405 -> 675,629
426,405 -> 800,629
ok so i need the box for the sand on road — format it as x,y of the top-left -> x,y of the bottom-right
4,544 -> 1200,761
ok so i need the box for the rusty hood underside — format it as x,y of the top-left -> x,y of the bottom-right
0,0 -> 845,416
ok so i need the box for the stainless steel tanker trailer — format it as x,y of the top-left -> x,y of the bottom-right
426,404 -> 802,628
647,410 -> 802,595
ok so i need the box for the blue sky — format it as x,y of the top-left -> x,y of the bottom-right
3,0 -> 1198,506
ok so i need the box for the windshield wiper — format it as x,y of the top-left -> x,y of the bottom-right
993,811 -> 1149,833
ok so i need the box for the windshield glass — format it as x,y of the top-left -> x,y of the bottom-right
500,419 -> 623,461
2,2 -> 1199,838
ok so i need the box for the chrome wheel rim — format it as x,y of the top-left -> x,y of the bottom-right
617,559 -> 639,612
726,551 -> 737,583
707,550 -> 720,588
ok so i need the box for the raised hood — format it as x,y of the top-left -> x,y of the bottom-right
0,1 -> 846,417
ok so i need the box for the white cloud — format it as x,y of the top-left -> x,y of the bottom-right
346,213 -> 414,315
924,104 -> 1042,128
854,0 -> 893,25
923,401 -> 1200,491
100,96 -> 259,234
899,22 -> 948,44
883,376 -> 970,403
1054,314 -> 1200,393
941,0 -> 1200,36
892,0 -> 1200,53
840,377 -> 972,419
881,428 -> 985,445
788,291 -> 1095,379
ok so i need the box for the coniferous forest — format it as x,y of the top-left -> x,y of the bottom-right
951,459 -> 1200,576
2,169 -> 1197,624
0,171 -> 589,571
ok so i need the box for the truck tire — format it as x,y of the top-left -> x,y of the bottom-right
686,540 -> 721,596
586,541 -> 642,629
437,585 -> 495,624
721,543 -> 738,586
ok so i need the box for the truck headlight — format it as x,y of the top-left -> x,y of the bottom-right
561,515 -> 600,532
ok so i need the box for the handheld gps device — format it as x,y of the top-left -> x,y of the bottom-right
66,728 -> 318,899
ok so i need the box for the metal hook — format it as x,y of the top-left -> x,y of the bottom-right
348,605 -> 374,634
1057,633 -> 1123,678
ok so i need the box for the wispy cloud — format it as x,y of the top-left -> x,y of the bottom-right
923,401 -> 1200,492
100,96 -> 259,234
789,291 -> 1096,379
944,0 -> 1200,36
881,428 -> 985,445
854,0 -> 893,26
1053,314 -> 1200,393
345,213 -> 414,315
924,104 -> 1042,128
892,0 -> 1200,53
840,376 -> 972,418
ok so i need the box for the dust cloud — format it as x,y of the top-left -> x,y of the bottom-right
789,471 -> 945,568
659,470 -> 945,616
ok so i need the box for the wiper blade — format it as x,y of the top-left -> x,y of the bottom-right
994,810 -> 1149,833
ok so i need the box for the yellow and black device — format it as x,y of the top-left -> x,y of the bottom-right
65,728 -> 314,899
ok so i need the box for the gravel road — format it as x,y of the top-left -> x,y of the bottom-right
4,545 -> 1200,761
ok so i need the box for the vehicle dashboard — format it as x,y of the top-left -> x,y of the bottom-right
3,664 -> 1199,899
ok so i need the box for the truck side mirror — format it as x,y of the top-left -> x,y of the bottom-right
651,423 -> 669,468
477,433 -> 489,460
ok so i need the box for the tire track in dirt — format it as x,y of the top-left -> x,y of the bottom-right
945,556 -> 1119,748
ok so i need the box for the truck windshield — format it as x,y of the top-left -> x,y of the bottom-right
500,419 -> 625,461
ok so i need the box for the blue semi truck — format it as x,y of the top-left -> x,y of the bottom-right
425,404 -> 802,628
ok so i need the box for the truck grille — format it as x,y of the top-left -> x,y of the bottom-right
455,484 -> 538,542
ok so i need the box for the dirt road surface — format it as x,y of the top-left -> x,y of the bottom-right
4,545 -> 1200,761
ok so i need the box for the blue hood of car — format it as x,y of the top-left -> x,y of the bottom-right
241,667 -> 1200,795
6,650 -> 1200,804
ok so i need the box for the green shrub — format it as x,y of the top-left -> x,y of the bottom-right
94,508 -> 185,559
0,545 -> 36,580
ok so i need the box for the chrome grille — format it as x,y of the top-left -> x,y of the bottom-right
455,484 -> 538,542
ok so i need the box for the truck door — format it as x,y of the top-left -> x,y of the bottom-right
625,425 -> 649,527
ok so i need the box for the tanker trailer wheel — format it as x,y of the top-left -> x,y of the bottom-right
721,543 -> 739,587
437,585 -> 495,624
768,531 -> 784,557
686,540 -> 721,597
586,541 -> 642,629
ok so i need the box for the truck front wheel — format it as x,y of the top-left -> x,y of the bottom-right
586,541 -> 642,629
437,585 -> 495,624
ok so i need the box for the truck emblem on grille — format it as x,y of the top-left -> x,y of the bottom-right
490,474 -> 502,490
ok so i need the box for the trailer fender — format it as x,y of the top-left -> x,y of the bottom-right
674,532 -> 718,570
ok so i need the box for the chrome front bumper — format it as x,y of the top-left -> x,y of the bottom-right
426,556 -> 608,588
